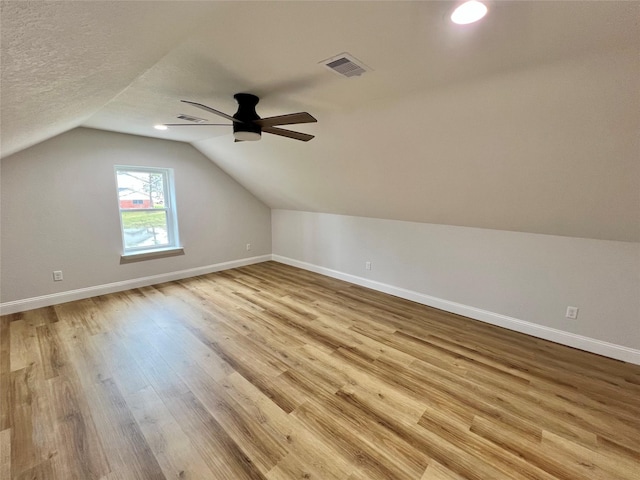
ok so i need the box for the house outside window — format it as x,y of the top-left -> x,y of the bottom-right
115,166 -> 180,255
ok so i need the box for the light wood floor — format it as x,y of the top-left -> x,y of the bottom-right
2,261 -> 639,480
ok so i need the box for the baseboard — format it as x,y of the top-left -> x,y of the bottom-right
272,255 -> 640,366
0,255 -> 272,315
4,253 -> 638,365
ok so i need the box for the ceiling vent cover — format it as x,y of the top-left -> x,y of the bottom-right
321,52 -> 370,78
176,114 -> 207,123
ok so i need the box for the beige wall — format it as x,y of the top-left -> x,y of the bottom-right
0,128 -> 271,304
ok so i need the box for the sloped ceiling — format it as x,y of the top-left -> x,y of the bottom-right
1,1 -> 638,242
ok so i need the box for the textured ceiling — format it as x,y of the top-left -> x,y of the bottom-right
0,1 -> 219,156
1,1 -> 639,241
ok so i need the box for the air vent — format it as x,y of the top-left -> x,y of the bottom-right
176,114 -> 207,123
320,52 -> 370,78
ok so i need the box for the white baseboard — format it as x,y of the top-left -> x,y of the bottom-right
272,255 -> 640,366
0,255 -> 271,315
4,253 -> 638,366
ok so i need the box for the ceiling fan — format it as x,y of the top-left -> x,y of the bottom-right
163,93 -> 317,142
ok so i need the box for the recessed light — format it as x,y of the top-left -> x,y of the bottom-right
451,1 -> 488,25
154,124 -> 168,130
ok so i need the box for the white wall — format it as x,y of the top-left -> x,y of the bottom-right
0,128 -> 271,308
201,48 -> 639,244
272,210 -> 640,363
3,127 -> 637,364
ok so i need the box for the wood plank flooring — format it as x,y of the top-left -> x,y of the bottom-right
1,261 -> 639,479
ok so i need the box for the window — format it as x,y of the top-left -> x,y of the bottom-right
115,166 -> 181,258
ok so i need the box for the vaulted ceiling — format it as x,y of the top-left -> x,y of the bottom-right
2,1 -> 638,242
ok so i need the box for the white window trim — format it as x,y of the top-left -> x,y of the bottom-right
120,247 -> 185,264
115,166 -> 182,261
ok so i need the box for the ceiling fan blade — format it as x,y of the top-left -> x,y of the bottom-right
162,123 -> 231,126
263,126 -> 315,142
254,112 -> 317,128
180,100 -> 243,123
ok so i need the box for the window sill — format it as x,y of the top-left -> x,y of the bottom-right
120,247 -> 184,264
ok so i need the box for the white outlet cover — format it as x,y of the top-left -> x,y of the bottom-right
566,306 -> 579,319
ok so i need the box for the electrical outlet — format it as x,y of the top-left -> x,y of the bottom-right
565,306 -> 579,319
53,270 -> 63,281
365,261 -> 371,270
246,243 -> 251,251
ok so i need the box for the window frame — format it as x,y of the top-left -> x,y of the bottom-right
115,165 -> 181,259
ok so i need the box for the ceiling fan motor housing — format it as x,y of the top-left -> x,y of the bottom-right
233,93 -> 261,137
